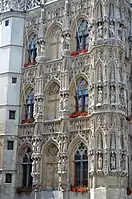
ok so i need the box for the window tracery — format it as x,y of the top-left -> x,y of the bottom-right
76,20 -> 89,52
22,147 -> 32,188
75,79 -> 88,112
74,142 -> 88,186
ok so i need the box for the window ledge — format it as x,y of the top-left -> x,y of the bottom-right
16,187 -> 32,194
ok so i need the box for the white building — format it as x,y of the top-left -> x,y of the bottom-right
0,0 -> 132,199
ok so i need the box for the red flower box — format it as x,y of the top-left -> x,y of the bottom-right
32,61 -> 36,65
71,186 -> 88,192
21,119 -> 34,124
71,52 -> 79,56
24,63 -> 29,67
126,117 -> 132,121
80,49 -> 88,53
24,62 -> 36,67
69,111 -> 88,118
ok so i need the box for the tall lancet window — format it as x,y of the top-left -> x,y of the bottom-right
74,143 -> 88,186
109,3 -> 114,18
76,20 -> 89,52
22,147 -> 32,187
25,89 -> 34,120
96,3 -> 103,19
28,34 -> 37,63
76,79 -> 88,112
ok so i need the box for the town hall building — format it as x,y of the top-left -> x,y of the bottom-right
0,0 -> 132,199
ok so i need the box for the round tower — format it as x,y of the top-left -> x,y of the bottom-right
88,1 -> 130,199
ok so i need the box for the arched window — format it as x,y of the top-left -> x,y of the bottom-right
28,34 -> 37,63
96,3 -> 103,19
22,147 -> 32,187
47,27 -> 61,59
46,83 -> 60,120
76,79 -> 88,112
74,142 -> 88,186
76,20 -> 89,52
109,3 -> 114,18
25,89 -> 34,120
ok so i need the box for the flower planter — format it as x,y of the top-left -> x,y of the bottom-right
16,187 -> 32,194
69,111 -> 88,118
71,52 -> 79,56
21,119 -> 34,124
71,186 -> 88,192
24,62 -> 36,67
80,49 -> 88,53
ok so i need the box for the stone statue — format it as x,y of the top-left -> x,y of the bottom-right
38,98 -> 43,114
110,86 -> 116,103
97,22 -> 103,39
121,154 -> 126,170
63,93 -> 69,110
110,153 -> 116,170
97,87 -> 102,106
97,153 -> 103,170
119,89 -> 124,105
109,21 -> 115,38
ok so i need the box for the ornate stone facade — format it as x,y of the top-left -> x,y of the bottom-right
0,0 -> 132,199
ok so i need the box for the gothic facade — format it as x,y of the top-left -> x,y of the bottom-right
0,0 -> 132,199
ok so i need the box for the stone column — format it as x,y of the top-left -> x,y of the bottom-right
58,135 -> 68,192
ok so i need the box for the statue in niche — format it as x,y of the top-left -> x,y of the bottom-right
97,22 -> 103,39
59,94 -> 63,111
97,87 -> 103,105
62,136 -> 67,153
63,93 -> 69,110
97,153 -> 103,170
110,86 -> 116,103
37,98 -> 43,114
109,21 -> 115,38
36,159 -> 40,172
110,153 -> 116,170
119,89 -> 124,105
121,154 -> 126,170
62,156 -> 67,172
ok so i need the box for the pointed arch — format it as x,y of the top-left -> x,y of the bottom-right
41,141 -> 58,190
44,78 -> 60,94
96,2 -> 103,19
109,2 -> 115,18
17,145 -> 32,188
44,80 -> 60,120
69,75 -> 88,114
69,73 -> 88,95
45,21 -> 62,39
68,138 -> 88,187
45,23 -> 62,59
